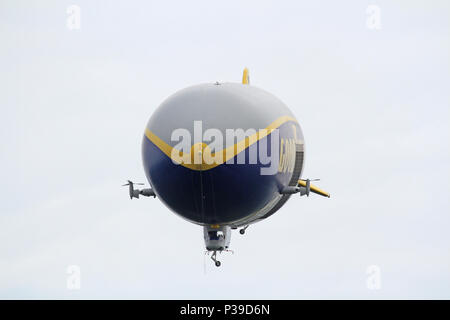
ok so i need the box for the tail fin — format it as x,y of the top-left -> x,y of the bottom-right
242,68 -> 250,84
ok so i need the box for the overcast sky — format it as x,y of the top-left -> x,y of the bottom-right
1,0 -> 449,299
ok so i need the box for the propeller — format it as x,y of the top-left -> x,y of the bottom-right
122,180 -> 144,199
299,178 -> 320,197
122,180 -> 144,187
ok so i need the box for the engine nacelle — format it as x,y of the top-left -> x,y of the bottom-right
280,186 -> 300,194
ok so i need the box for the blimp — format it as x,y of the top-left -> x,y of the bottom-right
124,68 -> 330,266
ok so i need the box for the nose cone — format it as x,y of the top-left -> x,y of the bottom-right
142,83 -> 303,225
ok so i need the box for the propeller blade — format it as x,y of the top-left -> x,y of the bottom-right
122,181 -> 144,186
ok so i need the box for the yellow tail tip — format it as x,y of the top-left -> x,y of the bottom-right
242,68 -> 250,84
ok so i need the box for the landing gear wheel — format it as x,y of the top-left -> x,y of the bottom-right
210,250 -> 221,267
239,225 -> 249,235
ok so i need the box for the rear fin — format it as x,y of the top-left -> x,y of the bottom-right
242,68 -> 250,84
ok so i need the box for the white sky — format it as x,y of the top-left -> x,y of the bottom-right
0,0 -> 449,299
